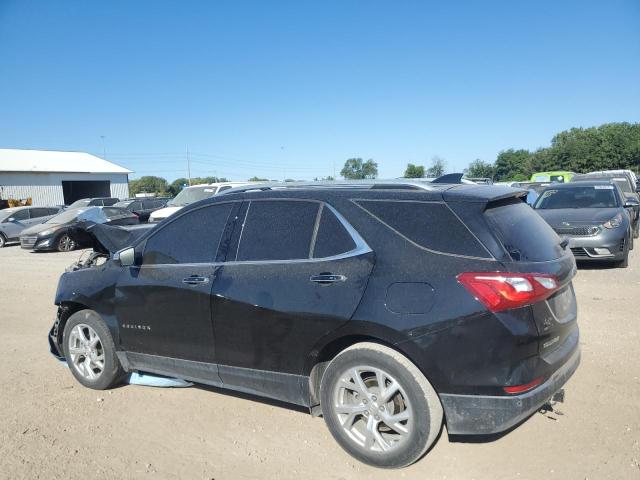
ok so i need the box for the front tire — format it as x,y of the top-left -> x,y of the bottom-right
62,310 -> 124,390
0,233 -> 6,248
57,233 -> 77,252
320,342 -> 443,468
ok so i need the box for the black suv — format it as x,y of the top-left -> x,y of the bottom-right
48,181 -> 580,468
113,198 -> 169,222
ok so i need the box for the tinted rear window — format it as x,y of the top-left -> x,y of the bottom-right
356,200 -> 489,258
485,200 -> 563,261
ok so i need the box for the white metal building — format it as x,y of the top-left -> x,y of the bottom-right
0,149 -> 131,206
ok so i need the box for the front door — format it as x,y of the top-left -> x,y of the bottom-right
115,202 -> 237,368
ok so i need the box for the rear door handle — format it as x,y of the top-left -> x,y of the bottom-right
182,275 -> 210,285
310,274 -> 347,284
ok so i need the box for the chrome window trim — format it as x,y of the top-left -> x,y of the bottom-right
139,198 -> 372,268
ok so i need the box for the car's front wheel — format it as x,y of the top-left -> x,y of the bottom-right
0,233 -> 6,248
62,310 -> 124,389
320,342 -> 443,468
57,233 -> 77,252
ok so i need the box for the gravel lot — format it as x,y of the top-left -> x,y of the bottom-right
1,245 -> 639,479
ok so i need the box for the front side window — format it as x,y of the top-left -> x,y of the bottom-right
236,200 -> 319,261
143,203 -> 234,265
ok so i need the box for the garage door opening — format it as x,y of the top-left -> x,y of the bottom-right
62,180 -> 111,205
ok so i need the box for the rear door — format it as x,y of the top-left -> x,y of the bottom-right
212,199 -> 374,385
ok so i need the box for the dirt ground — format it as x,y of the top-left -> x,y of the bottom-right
0,245 -> 639,480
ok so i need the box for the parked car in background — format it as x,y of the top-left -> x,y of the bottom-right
587,169 -> 639,191
113,198 -> 169,222
530,171 -> 575,183
49,181 -> 579,468
0,206 -> 64,247
148,182 -> 254,222
534,181 -> 635,267
20,206 -> 139,252
572,173 -> 640,238
68,197 -> 120,208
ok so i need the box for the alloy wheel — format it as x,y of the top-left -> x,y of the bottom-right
68,324 -> 105,380
332,366 -> 412,452
58,234 -> 76,252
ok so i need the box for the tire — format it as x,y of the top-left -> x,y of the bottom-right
62,310 -> 124,390
56,233 -> 77,252
615,252 -> 629,268
320,342 -> 443,468
634,221 -> 639,239
0,233 -> 6,248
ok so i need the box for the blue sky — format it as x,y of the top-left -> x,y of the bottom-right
1,0 -> 638,181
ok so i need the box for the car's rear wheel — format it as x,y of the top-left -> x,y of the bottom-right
57,233 -> 76,252
320,342 -> 443,468
62,310 -> 124,389
0,233 -> 6,248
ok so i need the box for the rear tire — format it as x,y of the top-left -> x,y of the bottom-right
62,310 -> 124,390
0,233 -> 6,248
320,342 -> 443,468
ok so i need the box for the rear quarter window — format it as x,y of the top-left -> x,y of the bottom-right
355,200 -> 490,258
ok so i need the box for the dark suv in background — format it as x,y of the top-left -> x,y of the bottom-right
49,181 -> 579,468
113,198 -> 169,222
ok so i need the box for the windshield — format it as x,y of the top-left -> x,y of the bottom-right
0,208 -> 21,221
534,186 -> 620,209
69,199 -> 91,208
167,186 -> 218,206
45,207 -> 107,224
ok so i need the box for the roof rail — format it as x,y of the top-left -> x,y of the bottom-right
219,179 -> 444,195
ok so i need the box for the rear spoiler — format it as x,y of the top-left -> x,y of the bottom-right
442,184 -> 528,203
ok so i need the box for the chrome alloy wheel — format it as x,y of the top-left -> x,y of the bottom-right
58,234 -> 76,252
332,366 -> 412,452
68,324 -> 105,380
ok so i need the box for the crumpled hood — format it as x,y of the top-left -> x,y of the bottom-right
536,208 -> 619,226
83,222 -> 155,254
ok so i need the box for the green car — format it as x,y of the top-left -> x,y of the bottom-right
530,171 -> 575,183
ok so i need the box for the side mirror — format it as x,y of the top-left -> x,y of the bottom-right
114,247 -> 136,267
624,199 -> 640,208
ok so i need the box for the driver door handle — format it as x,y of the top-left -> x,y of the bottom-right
182,275 -> 209,285
310,274 -> 347,284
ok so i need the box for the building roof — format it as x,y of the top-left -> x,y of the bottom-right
0,149 -> 132,174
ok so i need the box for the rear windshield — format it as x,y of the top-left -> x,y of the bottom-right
534,186 -> 619,209
485,200 -> 563,261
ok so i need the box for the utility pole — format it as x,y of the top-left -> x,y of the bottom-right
186,147 -> 191,186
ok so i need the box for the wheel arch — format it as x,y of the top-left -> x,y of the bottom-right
305,324 -> 432,411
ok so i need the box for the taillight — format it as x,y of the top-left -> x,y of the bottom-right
457,272 -> 560,312
503,376 -> 545,394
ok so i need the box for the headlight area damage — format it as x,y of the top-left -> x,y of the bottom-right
53,222 -> 191,388
65,222 -> 154,271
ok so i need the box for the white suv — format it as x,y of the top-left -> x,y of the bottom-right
148,182 -> 254,223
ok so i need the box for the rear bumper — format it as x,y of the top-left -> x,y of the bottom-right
440,346 -> 580,435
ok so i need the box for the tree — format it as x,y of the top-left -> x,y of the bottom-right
404,163 -> 425,178
248,176 -> 269,182
340,158 -> 378,179
426,156 -> 446,177
493,149 -> 532,181
169,177 -> 189,196
465,159 -> 494,178
129,176 -> 169,196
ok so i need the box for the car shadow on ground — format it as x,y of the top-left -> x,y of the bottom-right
193,383 -> 310,414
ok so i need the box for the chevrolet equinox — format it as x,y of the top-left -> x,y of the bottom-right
49,181 -> 580,468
